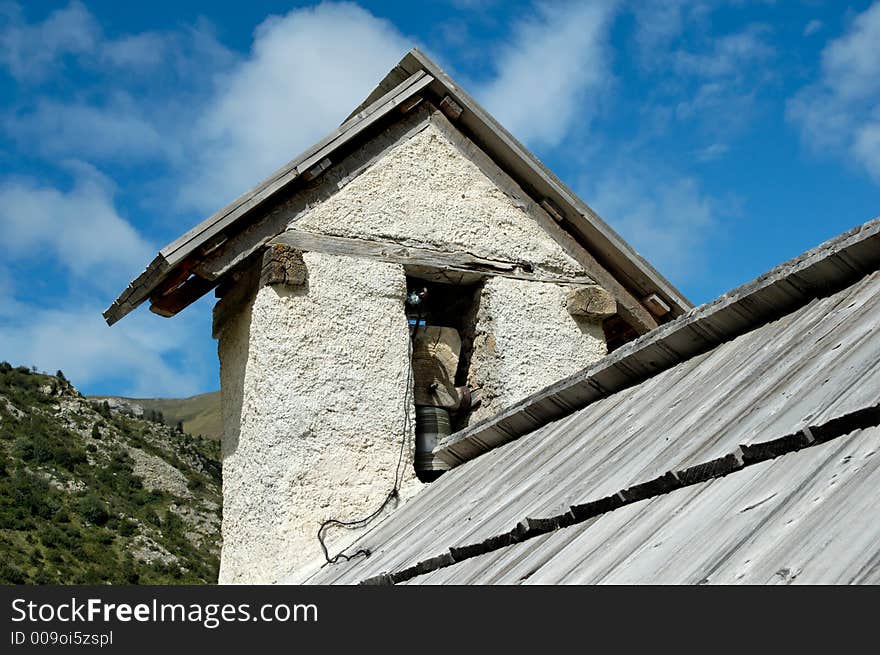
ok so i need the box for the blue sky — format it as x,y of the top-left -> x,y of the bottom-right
0,0 -> 877,398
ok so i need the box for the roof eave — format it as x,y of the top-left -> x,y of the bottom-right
435,215 -> 880,467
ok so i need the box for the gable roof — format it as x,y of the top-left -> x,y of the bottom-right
302,216 -> 880,585
104,49 -> 690,331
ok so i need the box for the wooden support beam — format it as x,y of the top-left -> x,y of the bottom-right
301,157 -> 331,182
270,228 -> 595,286
643,293 -> 672,318
398,95 -> 424,114
149,275 -> 218,318
439,95 -> 463,120
212,261 -> 261,339
540,199 -> 564,223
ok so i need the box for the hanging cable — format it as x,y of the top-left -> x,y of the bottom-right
316,320 -> 418,565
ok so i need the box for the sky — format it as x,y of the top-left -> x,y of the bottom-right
0,0 -> 877,398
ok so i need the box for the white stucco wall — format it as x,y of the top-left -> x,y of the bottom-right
467,277 -> 607,424
216,116 -> 611,584
217,252 -> 419,584
296,122 -> 585,279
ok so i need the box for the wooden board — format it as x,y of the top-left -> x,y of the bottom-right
402,427 -> 880,584
271,228 -> 596,286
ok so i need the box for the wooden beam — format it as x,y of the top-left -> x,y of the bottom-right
149,275 -> 218,318
270,228 -> 595,286
643,293 -> 671,317
212,261 -> 261,339
103,255 -> 170,326
439,95 -> 463,121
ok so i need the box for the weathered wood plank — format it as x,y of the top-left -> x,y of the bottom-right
270,228 -> 594,285
102,255 -> 170,326
149,275 -> 218,318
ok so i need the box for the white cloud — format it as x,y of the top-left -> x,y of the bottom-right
803,19 -> 823,37
0,1 -> 233,82
694,142 -> 729,162
449,0 -> 499,9
0,165 -> 153,287
1,5 -> 235,167
820,5 -> 880,102
630,1 -> 773,69
628,3 -> 777,146
477,0 -> 618,149
631,0 -> 699,61
179,2 -> 412,212
5,97 -> 170,162
0,1 -> 99,80
0,300 -> 210,397
586,167 -> 719,283
853,119 -> 880,180
672,23 -> 774,78
787,1 -> 880,182
0,162 -> 210,396
98,31 -> 170,71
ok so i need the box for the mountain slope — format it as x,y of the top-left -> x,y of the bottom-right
90,392 -> 222,441
0,364 -> 221,584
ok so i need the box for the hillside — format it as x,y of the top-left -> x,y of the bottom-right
0,364 -> 221,584
91,391 -> 222,441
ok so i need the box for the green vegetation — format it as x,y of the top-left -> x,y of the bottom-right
90,391 -> 222,441
0,363 -> 221,584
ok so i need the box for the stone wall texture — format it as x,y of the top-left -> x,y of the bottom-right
467,278 -> 607,425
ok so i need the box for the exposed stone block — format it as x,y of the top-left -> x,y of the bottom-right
566,285 -> 617,320
260,243 -> 307,288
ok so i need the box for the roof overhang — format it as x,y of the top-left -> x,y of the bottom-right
104,49 -> 691,329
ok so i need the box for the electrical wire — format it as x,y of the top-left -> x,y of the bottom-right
316,322 -> 417,565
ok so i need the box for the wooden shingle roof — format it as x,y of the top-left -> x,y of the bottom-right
302,217 -> 880,585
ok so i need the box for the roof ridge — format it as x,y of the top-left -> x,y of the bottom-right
104,48 -> 692,329
436,216 -> 880,468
